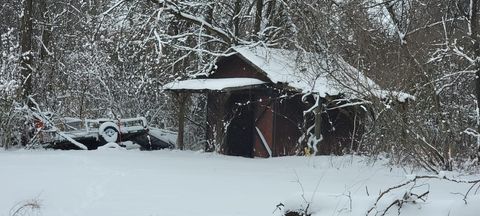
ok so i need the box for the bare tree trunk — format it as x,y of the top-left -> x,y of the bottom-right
233,0 -> 242,38
265,0 -> 276,26
38,0 -> 50,61
20,0 -> 33,102
19,0 -> 34,146
470,0 -> 480,159
254,0 -> 263,36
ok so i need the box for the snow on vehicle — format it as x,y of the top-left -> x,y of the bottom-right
38,117 -> 176,150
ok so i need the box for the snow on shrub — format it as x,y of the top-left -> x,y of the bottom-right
0,79 -> 18,96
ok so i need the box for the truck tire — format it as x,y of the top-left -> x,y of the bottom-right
99,122 -> 119,144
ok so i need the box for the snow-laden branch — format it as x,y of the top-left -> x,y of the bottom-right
367,174 -> 480,216
101,0 -> 126,16
149,0 -> 234,44
404,18 -> 463,38
326,100 -> 371,111
167,8 -> 233,44
463,128 -> 480,138
28,97 -> 88,150
452,43 -> 476,63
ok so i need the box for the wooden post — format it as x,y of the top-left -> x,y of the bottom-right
175,92 -> 190,150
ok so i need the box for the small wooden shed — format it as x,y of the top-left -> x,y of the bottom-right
164,46 -> 409,157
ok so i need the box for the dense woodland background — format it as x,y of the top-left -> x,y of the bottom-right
1,0 -> 480,172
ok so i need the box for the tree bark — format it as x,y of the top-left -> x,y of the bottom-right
38,0 -> 50,61
254,0 -> 263,36
20,0 -> 33,102
265,0 -> 276,26
19,0 -> 34,147
470,0 -> 480,159
233,0 -> 242,38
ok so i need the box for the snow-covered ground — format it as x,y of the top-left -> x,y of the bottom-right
0,150 -> 478,216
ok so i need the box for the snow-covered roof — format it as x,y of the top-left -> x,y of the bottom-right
163,46 -> 414,102
231,45 -> 380,98
163,78 -> 266,92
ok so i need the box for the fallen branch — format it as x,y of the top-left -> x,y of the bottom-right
9,198 -> 41,216
366,174 -> 480,216
28,97 -> 88,150
380,191 -> 429,216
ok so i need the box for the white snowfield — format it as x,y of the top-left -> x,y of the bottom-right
0,150 -> 478,216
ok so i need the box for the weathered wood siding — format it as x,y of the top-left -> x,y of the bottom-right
272,94 -> 304,156
211,55 -> 270,81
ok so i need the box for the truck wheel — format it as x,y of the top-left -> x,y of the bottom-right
99,122 -> 119,144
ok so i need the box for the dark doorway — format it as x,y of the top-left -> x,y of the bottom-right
225,93 -> 255,157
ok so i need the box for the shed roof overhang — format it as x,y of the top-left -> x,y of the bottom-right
163,78 -> 267,93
